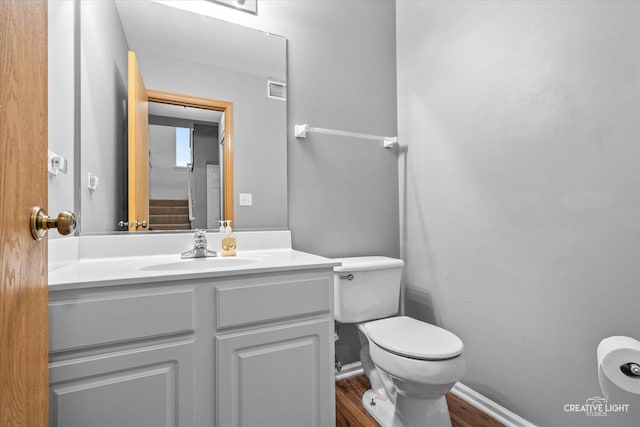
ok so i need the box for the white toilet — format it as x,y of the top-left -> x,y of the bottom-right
334,256 -> 466,427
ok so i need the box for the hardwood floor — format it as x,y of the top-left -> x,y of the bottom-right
336,375 -> 505,427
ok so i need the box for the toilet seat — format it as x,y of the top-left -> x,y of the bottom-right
364,316 -> 464,360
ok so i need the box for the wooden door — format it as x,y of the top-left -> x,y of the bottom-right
0,1 -> 49,426
127,51 -> 149,232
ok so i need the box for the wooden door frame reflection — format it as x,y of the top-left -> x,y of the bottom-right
147,89 -> 234,226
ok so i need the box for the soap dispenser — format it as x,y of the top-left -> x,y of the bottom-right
221,220 -> 237,257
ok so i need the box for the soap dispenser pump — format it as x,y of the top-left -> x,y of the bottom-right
221,220 -> 237,257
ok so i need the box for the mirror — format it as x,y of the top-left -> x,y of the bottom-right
68,0 -> 287,234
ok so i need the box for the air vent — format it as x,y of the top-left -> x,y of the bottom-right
267,80 -> 286,101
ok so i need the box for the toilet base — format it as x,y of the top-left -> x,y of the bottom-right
362,389 -> 394,427
362,389 -> 453,427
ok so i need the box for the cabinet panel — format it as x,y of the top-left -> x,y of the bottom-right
216,273 -> 331,329
216,319 -> 334,427
50,340 -> 194,427
50,289 -> 194,352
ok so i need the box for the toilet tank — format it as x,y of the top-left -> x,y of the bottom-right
333,256 -> 405,323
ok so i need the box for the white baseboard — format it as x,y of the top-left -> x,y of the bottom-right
334,361 -> 364,382
335,362 -> 536,427
449,382 -> 536,427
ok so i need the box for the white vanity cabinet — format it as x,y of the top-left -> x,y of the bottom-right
48,285 -> 196,427
214,270 -> 335,427
48,266 -> 335,427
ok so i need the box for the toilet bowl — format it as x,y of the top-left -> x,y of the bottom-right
334,257 -> 466,427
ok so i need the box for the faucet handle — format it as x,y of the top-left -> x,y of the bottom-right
193,229 -> 208,249
181,229 -> 217,258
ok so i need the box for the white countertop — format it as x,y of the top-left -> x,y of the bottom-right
49,231 -> 340,290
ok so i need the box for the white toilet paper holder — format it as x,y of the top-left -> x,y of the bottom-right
597,336 -> 640,402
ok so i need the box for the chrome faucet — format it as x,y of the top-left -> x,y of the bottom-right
181,229 -> 217,259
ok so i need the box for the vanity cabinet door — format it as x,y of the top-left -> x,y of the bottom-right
216,318 -> 335,427
49,340 -> 194,427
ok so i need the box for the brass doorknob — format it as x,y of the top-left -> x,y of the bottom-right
131,220 -> 148,229
30,207 -> 77,241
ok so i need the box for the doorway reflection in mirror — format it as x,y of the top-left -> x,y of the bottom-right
147,103 -> 223,231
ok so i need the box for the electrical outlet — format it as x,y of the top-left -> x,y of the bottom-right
239,193 -> 253,206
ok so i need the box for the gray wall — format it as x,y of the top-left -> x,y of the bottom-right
397,1 -> 640,426
48,0 -> 76,237
253,0 -> 399,258
193,124 -> 217,229
80,0 -> 128,232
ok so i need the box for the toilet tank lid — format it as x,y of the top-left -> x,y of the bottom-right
333,256 -> 405,272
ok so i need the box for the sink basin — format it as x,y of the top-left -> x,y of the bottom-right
139,256 -> 260,272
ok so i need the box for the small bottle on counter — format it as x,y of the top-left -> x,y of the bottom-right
221,220 -> 237,257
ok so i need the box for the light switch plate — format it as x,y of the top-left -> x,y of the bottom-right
88,173 -> 99,191
239,193 -> 253,206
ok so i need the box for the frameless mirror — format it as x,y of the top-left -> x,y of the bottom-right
72,0 -> 287,234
